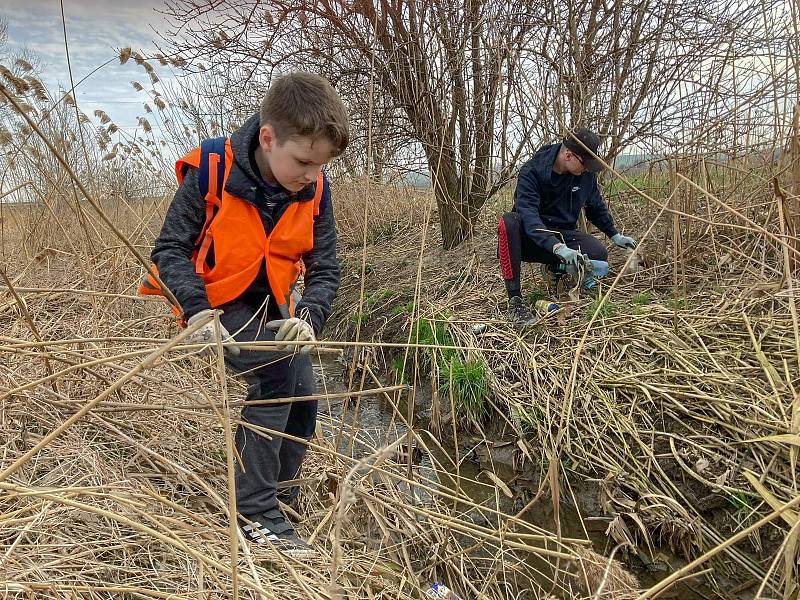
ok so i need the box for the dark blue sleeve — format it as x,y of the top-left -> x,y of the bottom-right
514,164 -> 561,252
296,174 -> 340,335
583,177 -> 618,238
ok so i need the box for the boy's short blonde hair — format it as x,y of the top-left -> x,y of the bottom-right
260,72 -> 349,156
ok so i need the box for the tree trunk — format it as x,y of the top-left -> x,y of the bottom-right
437,195 -> 472,249
431,164 -> 472,249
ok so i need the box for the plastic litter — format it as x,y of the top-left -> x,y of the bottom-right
534,300 -> 559,313
426,582 -> 464,600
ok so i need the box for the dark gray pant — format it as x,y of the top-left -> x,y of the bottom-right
219,300 -> 316,516
498,212 -> 608,298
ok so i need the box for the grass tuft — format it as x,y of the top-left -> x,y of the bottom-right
443,357 -> 488,424
585,297 -> 616,320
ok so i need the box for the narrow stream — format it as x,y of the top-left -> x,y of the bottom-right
313,357 -> 723,600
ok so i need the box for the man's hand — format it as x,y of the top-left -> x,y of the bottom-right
264,317 -> 316,355
611,233 -> 637,249
553,243 -> 585,269
186,309 -> 240,357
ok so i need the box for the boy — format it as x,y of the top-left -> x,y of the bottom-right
141,72 -> 348,556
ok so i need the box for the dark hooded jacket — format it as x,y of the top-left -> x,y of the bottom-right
513,143 -> 618,252
151,113 -> 340,335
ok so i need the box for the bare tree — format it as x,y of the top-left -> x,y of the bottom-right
158,0 -> 789,247
524,0 -> 789,159
160,0 -> 543,248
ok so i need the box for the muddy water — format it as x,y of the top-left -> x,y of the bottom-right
313,358 -> 720,600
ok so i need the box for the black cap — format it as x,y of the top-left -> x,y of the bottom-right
562,127 -> 604,173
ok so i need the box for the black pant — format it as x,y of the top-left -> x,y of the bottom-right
497,212 -> 608,298
219,300 -> 316,516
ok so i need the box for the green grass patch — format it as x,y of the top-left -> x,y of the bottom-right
728,490 -> 755,522
443,356 -> 488,424
665,297 -> 687,310
631,291 -> 653,305
411,316 -> 451,346
526,285 -> 548,306
391,354 -> 407,383
603,171 -> 669,202
408,316 -> 491,425
629,291 -> 652,316
604,173 -> 648,195
392,301 -> 415,315
391,315 -> 455,385
350,311 -> 368,325
410,315 -> 454,371
585,297 -> 616,320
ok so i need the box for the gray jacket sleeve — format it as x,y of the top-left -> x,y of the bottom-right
151,169 -> 212,319
296,179 -> 340,336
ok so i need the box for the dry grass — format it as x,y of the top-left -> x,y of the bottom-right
2,150 -> 798,600
330,159 -> 800,599
0,173 -> 625,599
2,38 -> 799,600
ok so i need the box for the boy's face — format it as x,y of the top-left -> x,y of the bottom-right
258,124 -> 335,192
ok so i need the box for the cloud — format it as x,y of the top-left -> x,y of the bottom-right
2,0 -> 170,37
1,0 -> 174,130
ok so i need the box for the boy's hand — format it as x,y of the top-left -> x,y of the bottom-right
186,309 -> 240,357
264,317 -> 316,355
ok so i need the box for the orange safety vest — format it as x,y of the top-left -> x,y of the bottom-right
139,138 -> 323,324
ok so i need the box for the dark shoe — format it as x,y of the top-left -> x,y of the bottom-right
507,296 -> 536,329
240,508 -> 315,558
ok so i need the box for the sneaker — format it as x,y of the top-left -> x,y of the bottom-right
240,509 -> 316,558
507,296 -> 536,329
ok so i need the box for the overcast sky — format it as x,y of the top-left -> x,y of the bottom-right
1,0 -> 171,132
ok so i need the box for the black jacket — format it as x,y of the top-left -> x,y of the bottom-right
513,143 -> 618,252
151,113 -> 340,335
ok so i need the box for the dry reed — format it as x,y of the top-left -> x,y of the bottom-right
2,21 -> 798,600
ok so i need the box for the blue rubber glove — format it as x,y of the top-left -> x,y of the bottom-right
553,243 -> 583,268
612,233 -> 637,249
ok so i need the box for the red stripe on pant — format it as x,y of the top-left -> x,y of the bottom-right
497,217 -> 514,280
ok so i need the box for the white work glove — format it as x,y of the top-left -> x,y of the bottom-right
611,233 -> 637,249
264,317 -> 316,355
186,309 -> 240,357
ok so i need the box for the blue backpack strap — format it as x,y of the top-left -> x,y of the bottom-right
318,168 -> 329,215
198,136 -> 227,201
